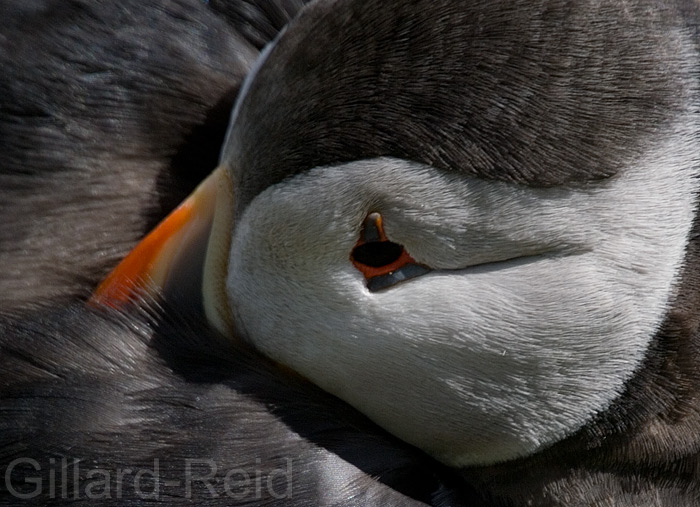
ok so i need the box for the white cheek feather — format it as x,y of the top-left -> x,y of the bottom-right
226,115 -> 699,467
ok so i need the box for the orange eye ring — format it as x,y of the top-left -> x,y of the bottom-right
350,212 -> 431,291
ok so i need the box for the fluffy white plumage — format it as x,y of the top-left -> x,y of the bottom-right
225,116 -> 699,466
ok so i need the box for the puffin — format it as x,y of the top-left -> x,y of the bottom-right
0,1 -> 463,505
3,0 -> 700,506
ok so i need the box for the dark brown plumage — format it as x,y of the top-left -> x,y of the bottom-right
2,1 -> 700,505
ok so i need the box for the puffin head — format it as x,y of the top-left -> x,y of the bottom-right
93,0 -> 700,467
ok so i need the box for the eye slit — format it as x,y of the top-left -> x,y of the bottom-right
351,241 -> 404,268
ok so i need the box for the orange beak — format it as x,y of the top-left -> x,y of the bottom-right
90,166 -> 235,336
